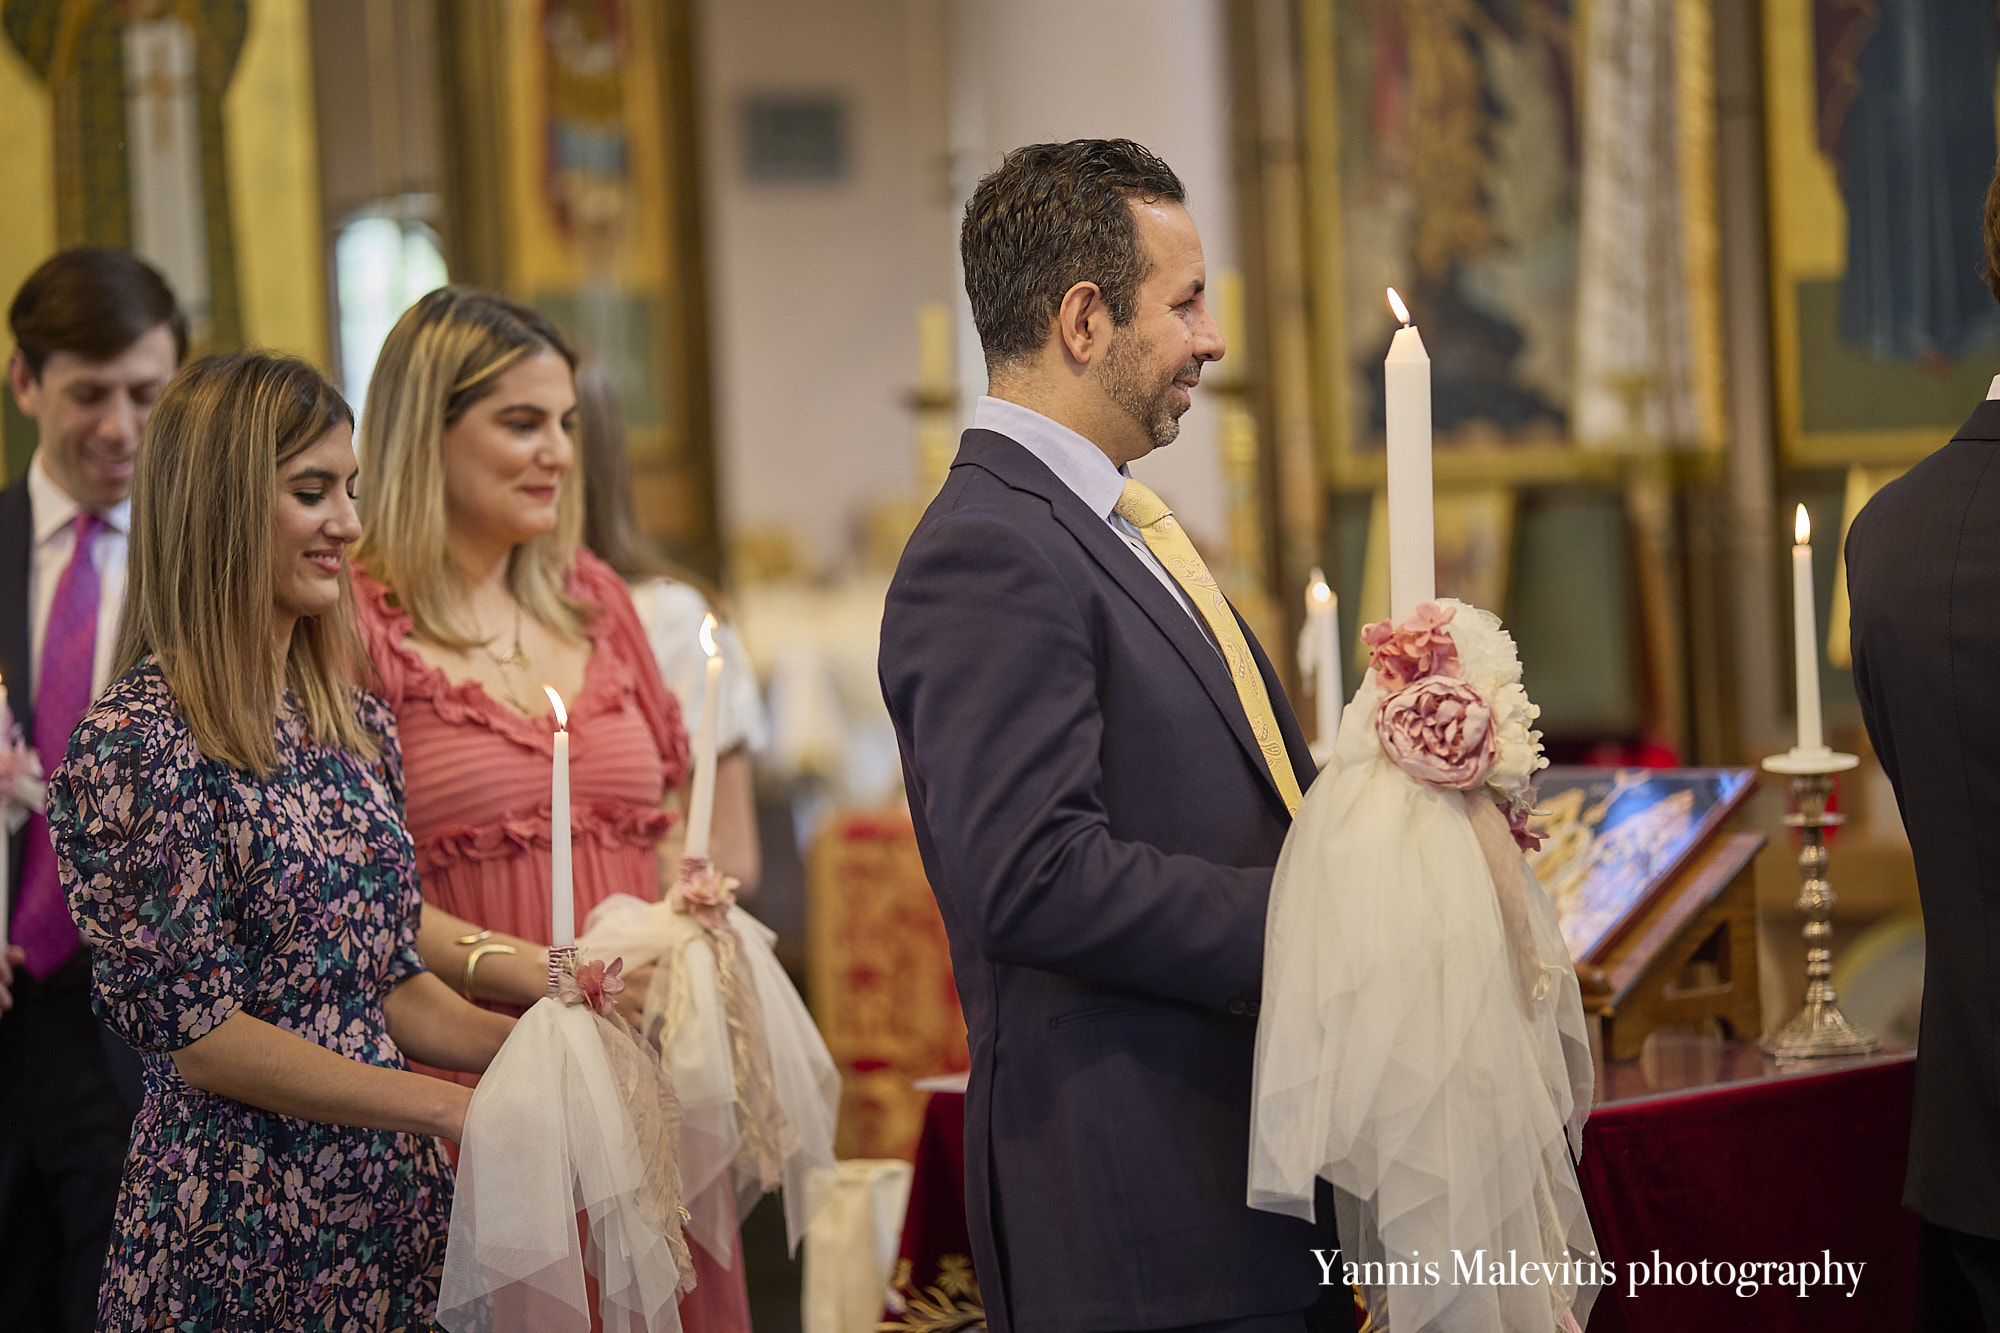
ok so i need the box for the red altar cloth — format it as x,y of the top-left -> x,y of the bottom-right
889,1050 -> 1920,1332
1580,1051 -> 1918,1331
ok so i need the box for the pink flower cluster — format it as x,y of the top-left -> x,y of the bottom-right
1363,603 -> 1539,851
671,855 -> 740,930
1361,601 -> 1460,692
559,956 -> 627,1018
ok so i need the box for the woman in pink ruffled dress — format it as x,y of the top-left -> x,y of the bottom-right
349,286 -> 752,1332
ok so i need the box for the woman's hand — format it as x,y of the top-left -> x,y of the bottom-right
612,959 -> 657,1029
435,1081 -> 475,1143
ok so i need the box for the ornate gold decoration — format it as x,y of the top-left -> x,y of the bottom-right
879,1253 -> 984,1333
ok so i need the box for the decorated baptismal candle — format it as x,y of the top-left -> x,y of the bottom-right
1791,505 -> 1826,754
1384,288 -> 1435,620
543,686 -> 574,947
682,614 -> 724,862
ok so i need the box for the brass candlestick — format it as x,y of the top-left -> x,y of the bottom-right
1760,749 -> 1878,1059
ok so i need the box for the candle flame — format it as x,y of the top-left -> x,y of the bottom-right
1794,503 -> 1810,545
698,613 -> 718,658
1386,287 -> 1411,326
1308,567 -> 1332,604
543,685 -> 568,730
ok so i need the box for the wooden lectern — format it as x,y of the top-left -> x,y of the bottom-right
1529,767 -> 1764,1063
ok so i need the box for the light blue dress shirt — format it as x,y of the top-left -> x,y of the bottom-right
971,396 -> 1217,653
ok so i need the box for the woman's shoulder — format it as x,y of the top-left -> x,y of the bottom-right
59,659 -> 205,795
568,545 -> 637,610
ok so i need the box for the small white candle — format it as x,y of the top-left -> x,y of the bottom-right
1305,571 -> 1341,747
1384,288 -> 1435,620
543,686 -> 575,947
1791,505 -> 1825,753
683,614 -> 724,862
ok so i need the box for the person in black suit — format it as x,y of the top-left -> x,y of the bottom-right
879,140 -> 1337,1333
1845,167 -> 2000,1333
0,249 -> 183,1332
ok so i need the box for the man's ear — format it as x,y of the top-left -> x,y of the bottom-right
6,349 -> 39,417
1053,281 -> 1109,367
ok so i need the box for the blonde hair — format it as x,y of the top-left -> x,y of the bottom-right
116,351 -> 377,774
353,285 -> 588,648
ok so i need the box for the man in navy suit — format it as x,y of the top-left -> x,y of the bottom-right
1845,169 -> 2000,1332
880,140 -> 1337,1333
1,248 -> 182,1331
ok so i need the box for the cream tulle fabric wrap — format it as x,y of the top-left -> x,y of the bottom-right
438,997 -> 696,1333
1249,601 -> 1599,1333
581,891 -> 840,1259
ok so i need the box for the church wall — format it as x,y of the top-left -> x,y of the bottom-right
945,0 -> 1238,556
700,0 -> 1239,577
698,0 -> 944,578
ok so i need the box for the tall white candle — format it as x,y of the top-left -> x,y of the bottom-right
1306,570 -> 1341,747
1384,288 -> 1435,620
683,615 -> 724,862
543,686 -> 575,947
1791,505 -> 1825,753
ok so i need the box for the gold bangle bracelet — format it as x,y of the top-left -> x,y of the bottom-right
461,943 -> 518,1000
454,928 -> 495,947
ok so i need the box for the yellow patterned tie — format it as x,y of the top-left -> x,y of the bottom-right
1113,478 -> 1303,815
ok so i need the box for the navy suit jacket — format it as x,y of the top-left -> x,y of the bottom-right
879,429 -> 1335,1332
2,477 -> 33,912
1847,399 -> 2000,1239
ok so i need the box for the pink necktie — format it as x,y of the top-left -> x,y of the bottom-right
16,512 -> 105,978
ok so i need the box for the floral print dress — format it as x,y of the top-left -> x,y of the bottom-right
47,661 -> 452,1332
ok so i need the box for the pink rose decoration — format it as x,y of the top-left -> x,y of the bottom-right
1361,602 -> 1459,693
1376,676 -> 1498,790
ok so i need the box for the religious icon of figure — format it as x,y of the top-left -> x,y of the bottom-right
1347,0 -> 1576,447
2,0 -> 247,347
1816,0 -> 2000,364
542,0 -> 631,266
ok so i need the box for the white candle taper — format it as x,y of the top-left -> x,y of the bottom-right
1384,288 -> 1435,620
683,615 -> 724,862
544,686 -> 575,947
1306,571 -> 1341,747
1791,505 -> 1825,753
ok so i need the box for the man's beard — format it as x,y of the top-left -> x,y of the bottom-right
1102,326 -> 1198,450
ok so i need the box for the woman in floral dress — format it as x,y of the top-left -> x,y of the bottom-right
48,352 -> 514,1330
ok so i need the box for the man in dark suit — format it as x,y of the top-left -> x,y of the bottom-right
1,248 -> 183,1331
879,140 -> 1336,1333
1846,169 -> 2000,1333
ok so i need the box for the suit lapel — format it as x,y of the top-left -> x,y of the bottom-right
956,430 -> 1294,813
0,479 -> 31,743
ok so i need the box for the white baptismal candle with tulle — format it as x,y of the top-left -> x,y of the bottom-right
1249,600 -> 1599,1333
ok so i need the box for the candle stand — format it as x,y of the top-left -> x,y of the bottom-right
1759,748 -> 1878,1059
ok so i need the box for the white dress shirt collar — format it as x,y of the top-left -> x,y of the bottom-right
28,449 -> 132,546
973,395 -> 1129,517
1986,374 -> 2000,401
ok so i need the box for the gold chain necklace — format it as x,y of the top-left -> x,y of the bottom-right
480,601 -> 537,714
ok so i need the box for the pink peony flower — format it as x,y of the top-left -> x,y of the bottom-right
1376,676 -> 1498,790
1361,602 -> 1460,693
569,957 -> 626,1018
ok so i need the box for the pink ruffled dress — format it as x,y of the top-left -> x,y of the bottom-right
354,549 -> 751,1333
